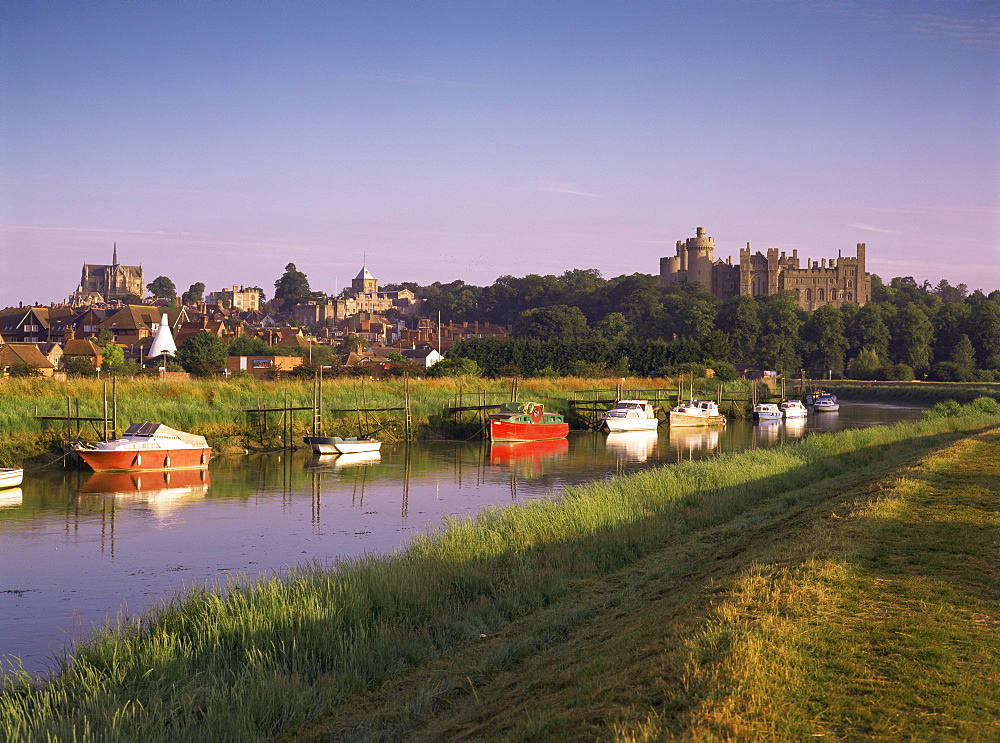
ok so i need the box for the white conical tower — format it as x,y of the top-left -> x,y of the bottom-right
146,313 -> 177,358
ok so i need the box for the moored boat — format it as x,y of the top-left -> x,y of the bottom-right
603,399 -> 659,432
669,400 -> 727,427
302,435 -> 382,455
488,401 -> 569,442
752,403 -> 783,421
74,422 -> 212,472
813,394 -> 840,412
780,400 -> 808,418
0,468 -> 24,489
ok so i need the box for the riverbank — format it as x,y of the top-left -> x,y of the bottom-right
3,399 -> 998,740
0,375 -> 714,466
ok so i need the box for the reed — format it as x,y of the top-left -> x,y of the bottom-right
2,400 -> 997,741
0,375 -> 680,462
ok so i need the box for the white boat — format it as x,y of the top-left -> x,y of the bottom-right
752,403 -> 783,421
813,394 -> 840,412
0,468 -> 24,489
603,399 -> 659,432
669,400 -> 726,427
303,435 -> 382,455
780,400 -> 808,418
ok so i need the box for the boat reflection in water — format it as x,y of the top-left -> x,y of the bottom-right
78,469 -> 210,515
605,431 -> 659,462
489,438 -> 569,476
753,418 -> 784,444
0,488 -> 23,508
307,451 -> 382,468
784,416 -> 807,437
668,426 -> 722,460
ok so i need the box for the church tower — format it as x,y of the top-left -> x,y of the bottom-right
351,266 -> 378,295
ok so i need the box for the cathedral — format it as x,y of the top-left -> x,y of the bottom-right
660,227 -> 871,310
71,244 -> 145,304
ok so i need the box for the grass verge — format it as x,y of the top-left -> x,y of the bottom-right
2,402 -> 998,740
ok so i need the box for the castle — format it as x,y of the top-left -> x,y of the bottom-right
659,227 -> 871,309
70,244 -> 145,305
290,265 -> 420,326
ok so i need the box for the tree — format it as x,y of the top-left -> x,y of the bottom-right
848,348 -> 881,379
594,312 -> 631,344
63,355 -> 98,377
100,343 -> 127,374
273,263 -> 313,311
182,282 -> 206,304
969,300 -> 1000,369
175,333 -> 228,376
227,334 -> 271,356
801,305 -> 849,377
425,356 -> 483,378
146,276 -> 177,300
755,293 -> 804,373
512,305 -> 590,341
846,303 -> 890,362
717,295 -> 761,365
889,304 -> 934,372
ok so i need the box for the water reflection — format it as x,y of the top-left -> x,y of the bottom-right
668,426 -> 722,459
753,419 -> 784,445
0,488 -> 22,508
605,431 -> 659,462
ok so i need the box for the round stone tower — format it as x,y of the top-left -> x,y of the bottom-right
685,227 -> 715,289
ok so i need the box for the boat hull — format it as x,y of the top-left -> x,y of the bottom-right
303,436 -> 382,454
813,402 -> 840,412
489,419 -> 569,442
604,417 -> 659,432
76,448 -> 212,473
669,413 -> 726,427
0,468 -> 24,489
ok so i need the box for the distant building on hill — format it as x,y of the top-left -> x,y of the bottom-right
72,244 -> 145,304
660,227 -> 871,310
291,265 -> 420,326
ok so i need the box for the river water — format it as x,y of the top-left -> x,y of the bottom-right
1,401 -> 924,676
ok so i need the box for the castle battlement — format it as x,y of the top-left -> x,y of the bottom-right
661,229 -> 870,309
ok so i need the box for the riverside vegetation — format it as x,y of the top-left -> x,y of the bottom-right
1,398 -> 998,740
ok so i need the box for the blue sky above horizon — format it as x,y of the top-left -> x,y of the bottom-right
2,0 -> 998,305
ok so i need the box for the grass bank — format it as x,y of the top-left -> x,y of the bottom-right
2,399 -> 998,740
823,379 -> 1000,406
0,375 -> 694,466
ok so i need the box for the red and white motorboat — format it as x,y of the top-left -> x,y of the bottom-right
488,401 -> 569,442
75,422 -> 212,472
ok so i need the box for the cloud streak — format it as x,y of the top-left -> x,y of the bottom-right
847,223 -> 900,234
530,181 -> 601,198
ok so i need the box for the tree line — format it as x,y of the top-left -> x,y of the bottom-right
388,273 -> 1000,381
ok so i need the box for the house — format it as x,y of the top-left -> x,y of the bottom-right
0,306 -> 77,344
61,338 -> 104,372
97,306 -> 188,346
400,346 -> 443,369
225,355 -> 302,379
0,344 -> 58,377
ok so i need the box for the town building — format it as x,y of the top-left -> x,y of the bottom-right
660,227 -> 871,310
72,245 -> 145,304
207,285 -> 263,312
291,265 -> 420,326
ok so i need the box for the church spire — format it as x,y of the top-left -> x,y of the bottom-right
112,242 -> 118,266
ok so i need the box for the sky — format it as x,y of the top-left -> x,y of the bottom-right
2,0 -> 998,307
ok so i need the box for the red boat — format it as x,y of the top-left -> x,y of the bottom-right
488,401 -> 569,442
75,422 -> 212,472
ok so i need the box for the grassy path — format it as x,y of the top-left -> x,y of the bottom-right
297,428 -> 1000,740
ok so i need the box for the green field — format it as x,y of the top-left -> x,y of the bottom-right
2,398 -> 998,740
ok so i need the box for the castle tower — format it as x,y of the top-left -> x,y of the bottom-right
684,227 -> 715,289
351,266 -> 378,295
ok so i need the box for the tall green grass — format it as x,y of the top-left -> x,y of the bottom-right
2,400 -> 997,741
0,376 -> 681,464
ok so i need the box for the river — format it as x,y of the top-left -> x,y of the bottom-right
0,401 -> 924,676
